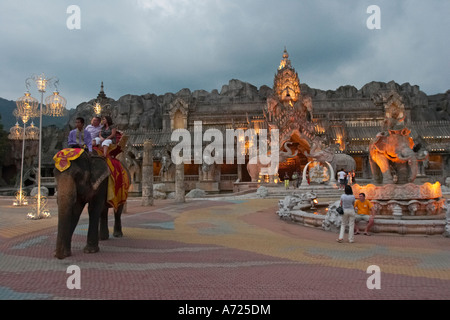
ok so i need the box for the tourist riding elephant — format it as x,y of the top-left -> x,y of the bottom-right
53,150 -> 129,259
369,128 -> 428,184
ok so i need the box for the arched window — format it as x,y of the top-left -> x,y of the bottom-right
174,109 -> 184,130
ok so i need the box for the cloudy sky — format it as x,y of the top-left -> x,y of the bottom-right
0,0 -> 449,109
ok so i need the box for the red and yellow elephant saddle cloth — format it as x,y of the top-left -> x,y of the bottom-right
106,157 -> 130,210
53,148 -> 85,172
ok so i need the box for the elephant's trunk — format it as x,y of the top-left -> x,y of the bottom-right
397,148 -> 414,162
279,142 -> 298,162
54,173 -> 80,259
409,158 -> 418,182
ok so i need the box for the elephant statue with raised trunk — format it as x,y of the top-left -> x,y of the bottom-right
303,139 -> 356,177
369,128 -> 429,184
53,148 -> 130,259
247,141 -> 298,182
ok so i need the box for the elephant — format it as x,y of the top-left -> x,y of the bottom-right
247,141 -> 298,181
369,128 -> 428,184
53,150 -> 130,259
329,153 -> 356,177
304,140 -> 356,177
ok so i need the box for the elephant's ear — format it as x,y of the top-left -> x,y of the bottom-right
90,156 -> 110,192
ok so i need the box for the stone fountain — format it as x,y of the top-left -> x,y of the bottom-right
278,91 -> 449,236
349,92 -> 446,234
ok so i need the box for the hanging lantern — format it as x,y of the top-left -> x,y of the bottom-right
26,121 -> 40,140
15,92 -> 39,124
8,122 -> 23,140
44,91 -> 67,117
35,73 -> 49,92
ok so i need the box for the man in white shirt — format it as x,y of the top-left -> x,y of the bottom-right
337,168 -> 347,190
85,116 -> 103,147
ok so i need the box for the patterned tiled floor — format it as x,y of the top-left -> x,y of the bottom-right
0,196 -> 449,300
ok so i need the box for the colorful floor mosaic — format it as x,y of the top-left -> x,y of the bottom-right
0,196 -> 449,300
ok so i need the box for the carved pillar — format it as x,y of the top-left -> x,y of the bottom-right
141,140 -> 153,206
237,164 -> 242,182
175,164 -> 185,203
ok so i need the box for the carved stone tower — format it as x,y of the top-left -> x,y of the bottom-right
273,48 -> 301,106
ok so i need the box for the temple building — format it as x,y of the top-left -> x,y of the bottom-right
33,49 -> 450,194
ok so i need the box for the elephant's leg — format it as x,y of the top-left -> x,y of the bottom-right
84,187 -> 107,253
408,158 -> 418,182
84,202 -> 101,254
395,162 -> 409,184
113,204 -> 124,238
55,201 -> 84,259
99,206 -> 109,240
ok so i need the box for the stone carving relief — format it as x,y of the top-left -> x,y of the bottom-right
276,191 -> 317,220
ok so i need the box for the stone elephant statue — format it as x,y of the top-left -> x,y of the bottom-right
159,154 -> 175,181
247,142 -> 298,182
53,149 -> 130,259
369,128 -> 428,184
329,153 -> 356,177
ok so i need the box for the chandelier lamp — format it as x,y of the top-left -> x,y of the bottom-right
22,73 -> 67,219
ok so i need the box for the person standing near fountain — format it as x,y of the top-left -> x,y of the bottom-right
354,193 -> 374,236
337,185 -> 356,243
284,172 -> 290,189
337,168 -> 346,190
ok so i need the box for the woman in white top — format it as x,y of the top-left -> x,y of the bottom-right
337,185 -> 356,243
94,116 -> 117,157
337,169 -> 346,190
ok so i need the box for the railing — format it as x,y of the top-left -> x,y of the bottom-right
41,177 -> 56,185
221,174 -> 238,181
425,170 -> 444,177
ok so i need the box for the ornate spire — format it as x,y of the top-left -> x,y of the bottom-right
97,81 -> 107,101
279,47 -> 292,70
274,48 -> 300,103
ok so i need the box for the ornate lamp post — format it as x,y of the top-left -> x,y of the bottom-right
9,91 -> 40,206
24,73 -> 66,219
9,123 -> 27,205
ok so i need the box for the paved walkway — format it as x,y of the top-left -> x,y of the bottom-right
0,195 -> 449,301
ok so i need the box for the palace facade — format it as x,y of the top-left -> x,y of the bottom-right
32,49 -> 450,194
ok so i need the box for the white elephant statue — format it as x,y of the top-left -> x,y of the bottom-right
246,141 -> 298,182
329,153 -> 356,177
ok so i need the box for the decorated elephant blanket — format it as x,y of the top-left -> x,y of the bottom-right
53,148 -> 85,172
54,148 -> 129,210
105,157 -> 130,210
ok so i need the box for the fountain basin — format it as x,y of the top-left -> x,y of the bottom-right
352,182 -> 445,217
